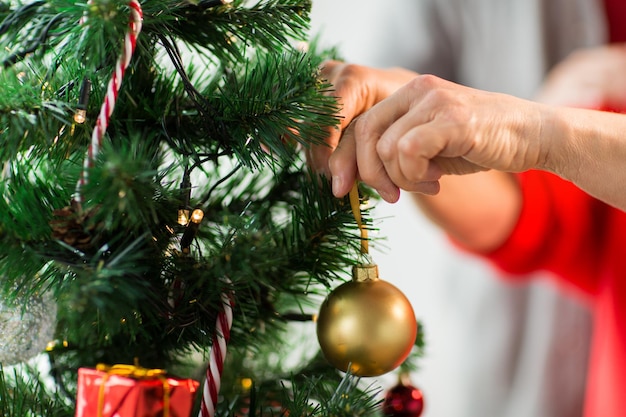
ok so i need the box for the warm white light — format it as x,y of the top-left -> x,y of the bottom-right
74,109 -> 86,124
178,209 -> 190,226
190,208 -> 204,224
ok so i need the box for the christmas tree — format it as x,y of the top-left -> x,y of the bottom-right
0,0 -> 423,415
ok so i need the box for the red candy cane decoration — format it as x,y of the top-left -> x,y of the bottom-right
200,290 -> 233,417
76,0 -> 143,202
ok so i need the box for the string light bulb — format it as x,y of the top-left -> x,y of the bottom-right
178,209 -> 190,226
190,209 -> 204,223
180,208 -> 204,253
74,78 -> 91,124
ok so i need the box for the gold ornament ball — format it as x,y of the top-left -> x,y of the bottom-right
316,264 -> 417,377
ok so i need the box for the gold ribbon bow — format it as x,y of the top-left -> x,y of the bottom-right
96,363 -> 171,417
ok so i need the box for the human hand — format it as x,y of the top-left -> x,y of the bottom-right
329,75 -> 547,202
306,61 -> 418,177
535,43 -> 626,111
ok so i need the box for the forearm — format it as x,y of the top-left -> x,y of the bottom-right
411,171 -> 522,253
540,106 -> 626,211
412,105 -> 626,254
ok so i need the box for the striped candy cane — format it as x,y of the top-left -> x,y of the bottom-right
75,0 -> 143,202
200,291 -> 234,417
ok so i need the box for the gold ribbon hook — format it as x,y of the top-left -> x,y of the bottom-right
349,182 -> 369,254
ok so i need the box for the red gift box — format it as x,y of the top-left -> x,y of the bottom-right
75,364 -> 200,417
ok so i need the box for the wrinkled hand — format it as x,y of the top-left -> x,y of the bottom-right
306,60 -> 418,177
329,75 -> 547,202
535,43 -> 626,110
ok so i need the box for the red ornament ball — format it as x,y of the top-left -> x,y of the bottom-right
383,379 -> 424,417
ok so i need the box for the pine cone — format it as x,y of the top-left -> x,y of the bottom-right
50,201 -> 100,251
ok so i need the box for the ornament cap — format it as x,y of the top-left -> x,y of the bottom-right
352,263 -> 379,282
398,371 -> 413,386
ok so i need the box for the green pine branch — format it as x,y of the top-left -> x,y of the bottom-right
0,0 -> 423,415
0,364 -> 73,417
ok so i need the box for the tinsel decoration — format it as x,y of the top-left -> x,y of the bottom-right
0,290 -> 57,365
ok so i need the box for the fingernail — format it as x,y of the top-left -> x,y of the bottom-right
332,175 -> 343,197
379,188 -> 400,203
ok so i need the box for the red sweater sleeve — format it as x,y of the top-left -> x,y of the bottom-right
484,170 -> 606,296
